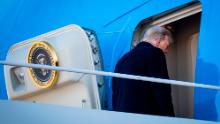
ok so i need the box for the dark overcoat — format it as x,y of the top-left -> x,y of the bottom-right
112,42 -> 174,116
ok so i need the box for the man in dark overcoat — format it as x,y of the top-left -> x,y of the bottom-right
112,25 -> 175,116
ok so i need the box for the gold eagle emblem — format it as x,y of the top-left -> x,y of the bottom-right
28,42 -> 58,89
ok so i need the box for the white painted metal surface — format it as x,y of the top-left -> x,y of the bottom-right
0,100 -> 218,124
3,25 -> 101,109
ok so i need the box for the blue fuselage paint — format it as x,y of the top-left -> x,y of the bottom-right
1,0 -> 220,121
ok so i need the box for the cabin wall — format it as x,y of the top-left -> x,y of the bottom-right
166,13 -> 200,118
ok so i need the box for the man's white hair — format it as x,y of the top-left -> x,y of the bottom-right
141,25 -> 173,44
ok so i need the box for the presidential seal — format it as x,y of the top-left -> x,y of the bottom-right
28,42 -> 58,89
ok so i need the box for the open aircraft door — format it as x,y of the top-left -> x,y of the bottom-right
4,25 -> 104,109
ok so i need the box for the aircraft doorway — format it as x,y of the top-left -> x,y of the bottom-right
132,2 -> 201,118
165,12 -> 200,118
